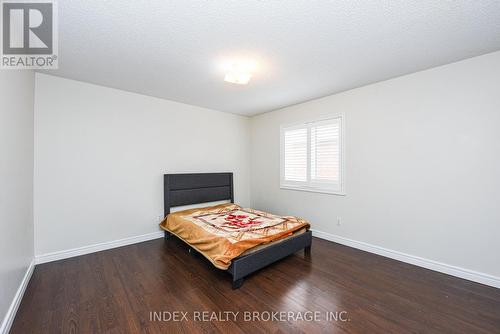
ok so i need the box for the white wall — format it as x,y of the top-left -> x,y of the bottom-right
34,73 -> 251,256
0,71 -> 35,331
250,51 -> 500,280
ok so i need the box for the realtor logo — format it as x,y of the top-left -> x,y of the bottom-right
1,0 -> 57,69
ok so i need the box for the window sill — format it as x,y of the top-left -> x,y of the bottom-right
280,185 -> 346,196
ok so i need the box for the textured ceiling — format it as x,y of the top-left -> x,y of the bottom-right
42,1 -> 500,115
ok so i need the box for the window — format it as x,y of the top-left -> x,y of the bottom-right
280,115 -> 345,195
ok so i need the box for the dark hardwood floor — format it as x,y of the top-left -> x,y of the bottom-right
11,236 -> 500,333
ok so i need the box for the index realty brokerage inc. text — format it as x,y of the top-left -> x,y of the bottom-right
150,310 -> 350,322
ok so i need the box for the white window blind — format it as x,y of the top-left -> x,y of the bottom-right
284,127 -> 307,182
280,116 -> 344,194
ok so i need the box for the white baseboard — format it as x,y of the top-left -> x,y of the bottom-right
311,229 -> 500,289
35,231 -> 164,264
0,259 -> 35,334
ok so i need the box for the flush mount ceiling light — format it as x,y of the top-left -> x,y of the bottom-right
223,60 -> 257,85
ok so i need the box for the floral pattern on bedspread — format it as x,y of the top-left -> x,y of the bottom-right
188,207 -> 299,244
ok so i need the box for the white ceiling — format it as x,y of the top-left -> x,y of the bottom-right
43,1 -> 500,116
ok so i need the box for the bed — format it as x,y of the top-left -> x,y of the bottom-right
161,172 -> 312,289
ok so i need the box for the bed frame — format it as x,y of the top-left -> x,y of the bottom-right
163,172 -> 312,289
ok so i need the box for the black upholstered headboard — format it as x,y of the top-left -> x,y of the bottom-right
163,173 -> 234,216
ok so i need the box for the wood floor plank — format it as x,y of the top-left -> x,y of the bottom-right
10,237 -> 500,334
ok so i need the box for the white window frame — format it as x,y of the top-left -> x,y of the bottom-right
280,114 -> 345,195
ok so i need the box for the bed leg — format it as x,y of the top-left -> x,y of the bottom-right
304,245 -> 311,257
164,231 -> 171,240
232,278 -> 245,290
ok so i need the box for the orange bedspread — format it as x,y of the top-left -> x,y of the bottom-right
159,203 -> 310,269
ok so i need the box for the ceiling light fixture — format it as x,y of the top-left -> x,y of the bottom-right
223,60 -> 257,85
